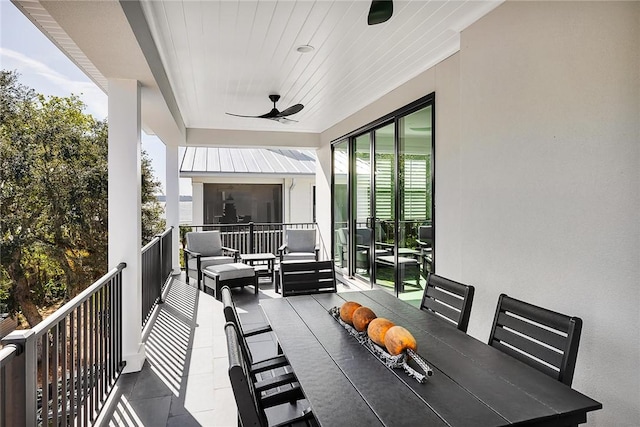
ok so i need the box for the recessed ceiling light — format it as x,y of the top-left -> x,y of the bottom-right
296,45 -> 315,53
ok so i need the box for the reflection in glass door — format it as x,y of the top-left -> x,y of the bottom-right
372,123 -> 396,293
332,141 -> 349,275
353,134 -> 372,282
398,106 -> 433,304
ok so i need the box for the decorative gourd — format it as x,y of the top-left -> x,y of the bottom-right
384,326 -> 418,356
339,301 -> 362,325
367,318 -> 395,347
352,307 -> 377,332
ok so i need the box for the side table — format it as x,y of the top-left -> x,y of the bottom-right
239,253 -> 276,286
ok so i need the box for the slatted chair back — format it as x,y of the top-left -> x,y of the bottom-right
420,274 -> 475,332
280,260 -> 337,297
224,322 -> 267,426
488,294 -> 582,386
221,287 -> 255,366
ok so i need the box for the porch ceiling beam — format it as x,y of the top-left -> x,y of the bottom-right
186,128 -> 321,149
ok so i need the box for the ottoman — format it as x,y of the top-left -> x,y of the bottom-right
202,263 -> 257,300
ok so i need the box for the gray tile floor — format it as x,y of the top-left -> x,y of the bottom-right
97,272 -> 360,426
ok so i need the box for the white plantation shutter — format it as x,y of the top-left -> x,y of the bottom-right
356,175 -> 370,220
375,157 -> 393,219
403,158 -> 428,220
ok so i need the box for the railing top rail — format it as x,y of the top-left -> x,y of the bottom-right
142,227 -> 173,253
182,222 -> 317,228
158,226 -> 173,238
141,236 -> 161,254
32,262 -> 126,337
0,344 -> 19,367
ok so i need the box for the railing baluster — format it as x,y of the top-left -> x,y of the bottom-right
117,271 -> 123,369
88,295 -> 95,423
101,286 -> 106,400
82,300 -> 88,427
69,310 -> 75,426
41,331 -> 49,426
76,306 -> 82,427
61,317 -> 67,427
53,323 -> 59,426
96,288 -> 102,406
109,284 -> 115,384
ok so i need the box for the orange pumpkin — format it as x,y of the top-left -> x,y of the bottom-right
367,318 -> 395,347
384,326 -> 418,356
339,301 -> 362,325
352,307 -> 377,332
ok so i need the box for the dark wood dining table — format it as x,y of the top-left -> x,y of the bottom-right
260,290 -> 602,427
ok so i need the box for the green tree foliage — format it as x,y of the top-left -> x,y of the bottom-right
141,151 -> 165,245
0,70 -> 165,327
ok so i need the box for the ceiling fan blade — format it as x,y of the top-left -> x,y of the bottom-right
277,104 -> 304,117
272,116 -> 298,124
226,112 -> 264,118
368,0 -> 393,25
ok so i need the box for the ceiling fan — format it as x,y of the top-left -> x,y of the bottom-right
226,94 -> 304,124
368,0 -> 393,25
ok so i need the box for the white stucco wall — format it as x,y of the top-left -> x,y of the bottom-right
456,3 -> 639,425
319,2 -> 640,425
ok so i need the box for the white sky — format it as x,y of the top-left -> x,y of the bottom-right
0,1 -> 191,196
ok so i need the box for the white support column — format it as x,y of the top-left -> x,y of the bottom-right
283,178 -> 292,223
165,144 -> 181,273
192,182 -> 204,225
108,79 -> 145,373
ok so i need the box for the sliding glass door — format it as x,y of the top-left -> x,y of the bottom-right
332,95 -> 434,305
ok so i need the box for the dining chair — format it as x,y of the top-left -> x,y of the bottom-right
221,287 -> 289,375
488,294 -> 582,386
420,274 -> 475,332
183,230 -> 239,289
225,322 -> 318,427
279,260 -> 337,297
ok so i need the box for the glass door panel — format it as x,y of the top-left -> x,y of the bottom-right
398,106 -> 433,305
353,134 -> 372,282
332,141 -> 349,274
373,123 -> 396,293
332,95 -> 434,299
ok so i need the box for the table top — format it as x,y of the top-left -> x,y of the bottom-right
260,291 -> 601,427
239,252 -> 276,261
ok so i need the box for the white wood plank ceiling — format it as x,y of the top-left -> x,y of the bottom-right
140,0 -> 501,133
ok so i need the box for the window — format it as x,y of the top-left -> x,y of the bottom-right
203,184 -> 282,224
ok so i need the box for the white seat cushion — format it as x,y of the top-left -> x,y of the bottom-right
205,263 -> 255,281
282,252 -> 316,261
187,255 -> 236,271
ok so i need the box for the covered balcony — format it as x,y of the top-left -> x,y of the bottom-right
1,1 -> 639,426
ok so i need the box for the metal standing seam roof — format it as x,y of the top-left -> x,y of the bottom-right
180,147 -> 316,175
